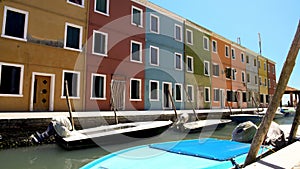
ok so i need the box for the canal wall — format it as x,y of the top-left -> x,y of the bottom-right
0,108 -> 258,149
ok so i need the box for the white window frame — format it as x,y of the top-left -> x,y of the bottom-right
130,78 -> 142,101
130,40 -> 143,63
232,68 -> 237,80
241,53 -> 245,63
204,87 -> 210,103
212,40 -> 217,53
186,56 -> 194,73
0,62 -> 24,97
149,80 -> 159,101
174,52 -> 183,71
241,71 -> 245,83
186,85 -> 194,102
1,6 -> 29,42
94,0 -> 110,16
90,73 -> 106,100
174,24 -> 182,42
67,0 -> 85,8
203,36 -> 209,51
64,22 -> 83,52
186,29 -> 193,45
150,13 -> 159,34
225,45 -> 230,58
149,45 -> 159,66
131,6 -> 143,28
204,60 -> 210,76
231,48 -> 236,60
175,83 -> 183,102
92,30 -> 108,56
213,88 -> 220,102
61,70 -> 80,99
212,63 -> 220,77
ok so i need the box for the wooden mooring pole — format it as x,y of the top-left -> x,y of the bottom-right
65,80 -> 75,131
288,93 -> 300,144
244,20 -> 300,166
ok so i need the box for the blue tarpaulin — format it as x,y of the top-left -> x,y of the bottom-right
149,138 -> 251,161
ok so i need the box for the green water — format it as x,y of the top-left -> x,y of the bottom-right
0,116 -> 294,169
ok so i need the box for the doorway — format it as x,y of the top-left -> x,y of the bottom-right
162,82 -> 172,109
197,86 -> 204,109
31,73 -> 55,111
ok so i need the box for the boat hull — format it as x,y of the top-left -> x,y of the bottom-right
177,119 -> 232,133
55,121 -> 173,150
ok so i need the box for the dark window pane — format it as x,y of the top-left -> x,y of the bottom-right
5,10 -> 26,39
205,88 -> 209,102
150,81 -> 158,100
64,72 -> 78,97
131,43 -> 140,61
92,76 -> 104,98
96,0 -> 107,13
66,26 -> 80,49
131,80 -> 140,99
0,65 -> 21,94
175,85 -> 181,101
94,32 -> 106,54
176,54 -> 181,69
151,16 -> 158,32
132,8 -> 141,26
150,47 -> 158,65
227,91 -> 232,102
69,0 -> 83,5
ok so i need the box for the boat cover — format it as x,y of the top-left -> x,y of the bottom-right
149,138 -> 251,161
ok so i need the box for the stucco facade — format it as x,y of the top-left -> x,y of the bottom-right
258,55 -> 269,107
0,0 -> 87,111
267,60 -> 276,102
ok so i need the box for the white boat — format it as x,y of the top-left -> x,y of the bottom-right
177,119 -> 232,133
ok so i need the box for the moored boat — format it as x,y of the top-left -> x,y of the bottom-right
230,114 -> 263,123
176,119 -> 232,133
80,138 -> 271,169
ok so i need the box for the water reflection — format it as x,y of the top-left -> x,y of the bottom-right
0,115 -> 294,169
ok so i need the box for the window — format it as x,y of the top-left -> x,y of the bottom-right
225,68 -> 232,79
150,14 -> 159,33
174,24 -> 182,41
67,0 -> 84,7
132,6 -> 143,27
260,94 -> 264,103
273,66 -> 275,74
232,68 -> 236,80
225,45 -> 229,57
2,6 -> 28,41
204,87 -> 210,102
241,53 -> 244,62
62,70 -> 80,98
231,48 -> 235,59
214,88 -> 220,102
64,23 -> 82,51
232,91 -> 237,102
91,73 -> 106,99
0,62 -> 24,96
254,59 -> 257,67
187,85 -> 194,102
246,55 -> 249,63
259,76 -> 262,85
174,53 -> 182,70
130,78 -> 141,101
212,64 -> 219,77
204,61 -> 210,76
95,0 -> 109,15
267,64 -> 270,72
92,30 -> 108,56
149,80 -> 159,101
241,71 -> 245,83
243,92 -> 247,102
247,73 -> 250,83
212,40 -> 217,53
186,29 -> 193,45
227,90 -> 232,102
131,40 -> 142,63
203,36 -> 209,51
186,56 -> 194,73
150,46 -> 159,66
255,75 -> 258,85
175,83 -> 182,102
268,79 -> 271,88
264,62 -> 267,71
264,78 -> 267,86
258,60 -> 261,68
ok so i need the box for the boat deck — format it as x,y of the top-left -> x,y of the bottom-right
244,141 -> 300,169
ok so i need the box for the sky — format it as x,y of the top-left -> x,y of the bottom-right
149,0 -> 300,104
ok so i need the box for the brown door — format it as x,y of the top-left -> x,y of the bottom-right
33,76 -> 51,111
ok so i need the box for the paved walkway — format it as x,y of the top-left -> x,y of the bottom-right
0,108 -> 261,119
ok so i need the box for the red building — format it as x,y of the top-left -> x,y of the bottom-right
85,0 -> 146,111
267,60 -> 276,103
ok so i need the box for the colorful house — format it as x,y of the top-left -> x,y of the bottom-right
230,43 -> 247,108
258,55 -> 269,107
144,2 -> 185,110
0,0 -> 87,111
85,0 -> 146,111
184,20 -> 212,109
245,49 -> 260,108
267,60 -> 276,102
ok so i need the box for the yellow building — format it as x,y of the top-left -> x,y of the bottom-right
0,0 -> 87,111
258,55 -> 268,107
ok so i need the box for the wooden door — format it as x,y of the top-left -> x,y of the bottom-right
33,76 -> 51,111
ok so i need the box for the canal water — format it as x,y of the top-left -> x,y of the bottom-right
0,115 -> 294,169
